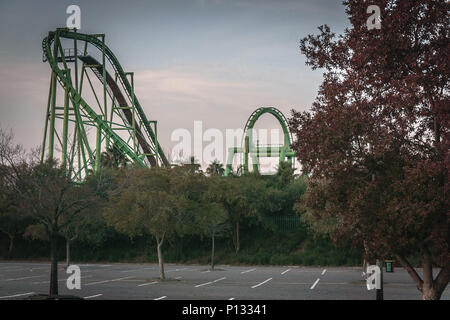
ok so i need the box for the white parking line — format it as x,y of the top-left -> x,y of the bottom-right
29,267 -> 49,271
121,267 -> 154,273
281,268 -> 291,275
84,294 -> 103,299
137,281 -> 158,287
195,281 -> 213,288
0,266 -> 22,270
85,276 -> 134,286
322,269 -> 327,275
201,270 -> 211,273
251,278 -> 272,289
0,268 -> 26,272
154,296 -> 167,300
0,292 -> 35,299
167,268 -> 188,273
241,268 -> 256,274
195,277 -> 226,288
310,278 -> 320,289
32,275 -> 93,285
5,275 -> 45,281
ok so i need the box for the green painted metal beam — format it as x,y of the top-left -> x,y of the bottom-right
224,107 -> 296,176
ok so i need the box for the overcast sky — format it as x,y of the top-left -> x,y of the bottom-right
0,0 -> 349,169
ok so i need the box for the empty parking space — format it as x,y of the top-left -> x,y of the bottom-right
0,262 -> 448,300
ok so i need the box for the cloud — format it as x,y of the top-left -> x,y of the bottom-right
133,65 -> 267,108
130,64 -> 315,169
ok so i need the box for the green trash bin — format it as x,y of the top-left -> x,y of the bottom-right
385,260 -> 394,272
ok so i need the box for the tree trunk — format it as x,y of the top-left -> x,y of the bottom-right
211,230 -> 215,271
66,239 -> 70,267
422,286 -> 441,300
396,252 -> 449,300
234,221 -> 240,254
376,258 -> 384,300
156,236 -> 165,281
362,240 -> 369,277
395,254 -> 423,291
49,232 -> 59,297
7,234 -> 14,258
420,248 -> 446,300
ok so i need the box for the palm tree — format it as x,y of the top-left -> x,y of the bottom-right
206,159 -> 225,176
100,143 -> 129,168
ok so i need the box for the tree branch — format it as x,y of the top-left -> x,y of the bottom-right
395,253 -> 423,291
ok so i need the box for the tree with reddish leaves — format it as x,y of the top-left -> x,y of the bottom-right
290,0 -> 449,300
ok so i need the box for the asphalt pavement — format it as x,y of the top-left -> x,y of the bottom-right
0,262 -> 448,300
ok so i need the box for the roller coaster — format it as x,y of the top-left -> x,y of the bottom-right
224,107 -> 296,176
41,28 -> 169,181
41,28 -> 295,180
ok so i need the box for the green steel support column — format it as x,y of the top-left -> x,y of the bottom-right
68,125 -> 78,177
69,93 -> 94,164
62,69 -> 70,169
225,147 -> 240,176
41,70 -> 53,162
48,33 -> 59,160
251,159 -> 259,173
77,133 -> 82,180
250,136 -> 259,173
149,121 -> 158,167
279,146 -> 286,165
95,125 -> 101,173
79,40 -> 88,96
110,72 -> 118,128
127,72 -> 137,155
101,34 -> 108,149
71,45 -> 91,177
74,29 -> 79,93
244,135 -> 249,174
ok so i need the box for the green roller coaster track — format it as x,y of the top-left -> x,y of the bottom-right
41,28 -> 169,181
224,107 -> 296,176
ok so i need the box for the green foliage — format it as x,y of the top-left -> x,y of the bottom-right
103,167 -> 188,240
206,160 -> 225,176
0,133 -> 360,267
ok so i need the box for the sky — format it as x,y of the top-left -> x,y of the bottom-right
0,0 -> 349,170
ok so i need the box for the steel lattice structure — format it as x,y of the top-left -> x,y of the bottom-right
41,28 -> 169,181
224,107 -> 296,176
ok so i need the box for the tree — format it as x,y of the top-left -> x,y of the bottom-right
182,156 -> 202,174
171,165 -> 229,269
260,170 -> 308,232
59,171 -> 112,267
0,129 -> 100,296
276,161 -> 296,187
289,0 -> 449,299
100,143 -> 129,168
103,167 -> 188,280
206,160 -> 225,176
20,161 -> 98,296
0,174 -> 30,258
208,174 -> 264,254
195,199 -> 229,270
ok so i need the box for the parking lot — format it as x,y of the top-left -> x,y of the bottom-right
0,262 -> 448,300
